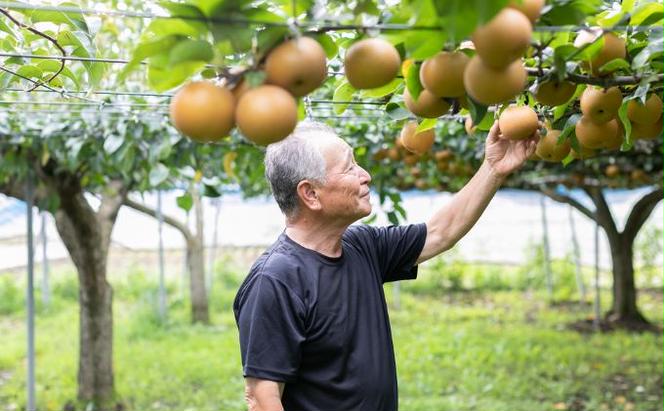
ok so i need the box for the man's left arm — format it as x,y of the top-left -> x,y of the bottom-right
416,121 -> 539,264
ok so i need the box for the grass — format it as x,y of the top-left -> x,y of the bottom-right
0,257 -> 662,411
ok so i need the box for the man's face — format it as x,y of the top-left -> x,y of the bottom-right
315,137 -> 372,222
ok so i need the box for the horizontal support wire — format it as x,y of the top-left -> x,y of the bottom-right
0,100 -> 169,107
0,52 -> 132,64
0,108 -> 169,115
2,87 -> 173,98
0,2 -> 660,32
0,88 -> 392,106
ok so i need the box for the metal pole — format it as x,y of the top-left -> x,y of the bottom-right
40,212 -> 50,307
182,212 -> 190,300
568,205 -> 586,302
207,199 -> 222,295
156,192 -> 167,321
25,173 -> 36,411
593,221 -> 601,331
540,195 -> 553,299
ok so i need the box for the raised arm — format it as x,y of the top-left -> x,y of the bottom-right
416,121 -> 538,264
244,378 -> 284,411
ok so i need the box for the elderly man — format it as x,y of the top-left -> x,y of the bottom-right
233,120 -> 537,411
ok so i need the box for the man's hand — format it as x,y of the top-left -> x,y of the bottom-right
484,121 -> 539,179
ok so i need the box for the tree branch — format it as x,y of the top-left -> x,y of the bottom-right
583,186 -> 619,237
123,197 -> 192,242
540,187 -> 595,221
0,8 -> 67,91
623,187 -> 663,243
526,67 -> 663,87
97,180 -> 130,251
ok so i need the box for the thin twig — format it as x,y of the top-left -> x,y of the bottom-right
0,8 -> 67,91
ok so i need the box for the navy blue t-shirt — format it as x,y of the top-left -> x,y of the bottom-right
233,223 -> 428,411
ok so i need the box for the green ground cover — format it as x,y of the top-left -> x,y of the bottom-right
0,259 -> 661,411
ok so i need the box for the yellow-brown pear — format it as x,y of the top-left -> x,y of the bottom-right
535,129 -> 571,162
404,88 -> 451,118
575,116 -> 619,149
235,85 -> 298,146
627,94 -> 663,125
344,38 -> 401,89
170,81 -> 235,142
533,80 -> 577,106
463,56 -> 527,105
472,8 -> 533,69
508,0 -> 545,24
498,105 -> 539,140
573,29 -> 626,75
632,115 -> 663,140
580,86 -> 622,124
265,37 -> 327,97
400,121 -> 436,155
419,51 -> 469,97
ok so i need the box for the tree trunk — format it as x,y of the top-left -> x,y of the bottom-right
50,180 -> 126,406
605,233 -> 647,325
542,186 -> 662,330
189,191 -> 209,324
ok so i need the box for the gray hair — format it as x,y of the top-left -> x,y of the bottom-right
265,121 -> 338,218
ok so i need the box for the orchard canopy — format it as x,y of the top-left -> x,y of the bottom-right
0,0 -> 662,323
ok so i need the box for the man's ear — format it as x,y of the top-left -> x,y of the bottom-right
296,180 -> 322,211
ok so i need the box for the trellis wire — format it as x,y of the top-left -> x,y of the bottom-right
0,2 -> 660,33
0,100 -> 170,107
0,65 -> 102,103
2,87 -> 174,98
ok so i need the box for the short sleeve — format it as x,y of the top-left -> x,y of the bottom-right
346,223 -> 427,283
234,274 -> 306,382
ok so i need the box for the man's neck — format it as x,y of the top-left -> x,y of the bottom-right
284,215 -> 349,258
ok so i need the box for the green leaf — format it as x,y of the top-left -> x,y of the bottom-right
316,34 -> 338,60
144,18 -> 207,40
467,95 -> 488,126
333,80 -> 356,115
159,1 -> 207,19
119,36 -> 179,82
405,62 -> 422,101
360,79 -> 401,98
416,118 -> 437,133
176,192 -> 194,211
168,39 -> 214,66
598,58 -> 630,74
558,114 -> 581,149
630,2 -> 663,26
148,61 -> 206,91
245,71 -> 266,87
618,101 -> 633,146
632,35 -> 663,69
210,26 -> 253,52
149,163 -> 170,187
201,68 -> 217,79
256,27 -> 289,57
385,102 -> 410,120
15,65 -> 43,80
103,134 -> 124,154
403,31 -> 446,60
0,18 -> 18,38
58,31 -> 96,62
35,60 -> 80,88
203,184 -> 222,198
28,6 -> 89,33
476,112 -> 494,131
